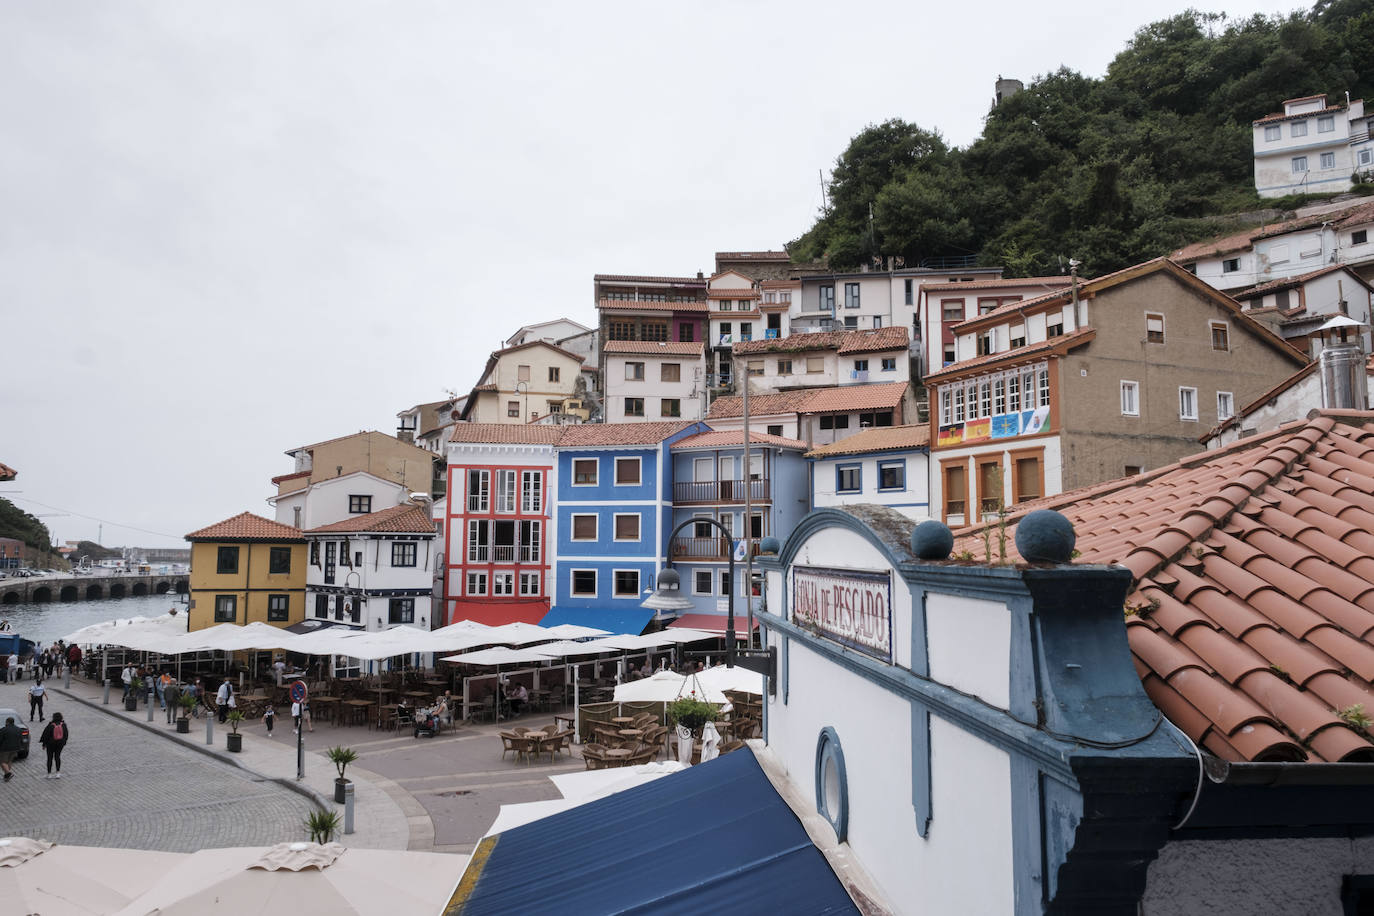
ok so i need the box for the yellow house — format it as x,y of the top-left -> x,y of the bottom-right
185,512 -> 306,632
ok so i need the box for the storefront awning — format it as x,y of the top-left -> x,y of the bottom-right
539,606 -> 655,636
448,747 -> 858,915
666,614 -> 758,637
448,600 -> 548,627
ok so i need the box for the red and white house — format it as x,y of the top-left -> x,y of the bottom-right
443,425 -> 563,626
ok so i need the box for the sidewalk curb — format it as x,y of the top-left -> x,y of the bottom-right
52,683 -> 335,813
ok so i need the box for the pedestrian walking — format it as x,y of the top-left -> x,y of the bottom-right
66,644 -> 81,677
263,704 -> 276,737
0,716 -> 21,782
164,680 -> 181,725
302,699 -> 313,733
215,679 -> 234,724
39,713 -> 68,778
157,671 -> 171,710
28,679 -> 45,722
6,651 -> 17,684
120,664 -> 134,700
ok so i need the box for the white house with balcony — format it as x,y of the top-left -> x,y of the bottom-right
1253,94 -> 1374,198
732,327 -> 911,394
601,339 -> 707,423
304,502 -> 436,635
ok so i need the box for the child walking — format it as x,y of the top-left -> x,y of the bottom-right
263,704 -> 276,738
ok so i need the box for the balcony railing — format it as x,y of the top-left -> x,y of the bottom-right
673,479 -> 770,505
467,545 -> 539,564
670,536 -> 761,561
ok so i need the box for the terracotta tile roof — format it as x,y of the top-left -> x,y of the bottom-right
707,289 -> 760,299
923,328 -> 1096,384
1199,362 -> 1320,443
954,412 -> 1374,763
186,512 -> 303,542
0,462 -> 14,481
706,382 -> 909,418
714,251 -> 791,261
306,503 -> 434,535
1173,228 -> 1262,262
949,286 -> 1077,330
803,424 -> 930,457
1331,199 -> 1374,231
1230,265 -> 1357,300
602,340 -> 705,356
920,277 -> 1071,293
597,298 -> 709,313
488,339 -> 585,364
1254,104 -> 1343,125
270,470 -> 311,485
555,421 -> 699,448
448,424 -> 565,445
733,327 -> 909,356
670,430 -> 809,451
594,274 -> 707,285
472,383 -> 497,392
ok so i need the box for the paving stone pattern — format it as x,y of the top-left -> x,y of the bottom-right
0,685 -> 315,850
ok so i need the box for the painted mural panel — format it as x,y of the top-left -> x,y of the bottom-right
792,565 -> 892,663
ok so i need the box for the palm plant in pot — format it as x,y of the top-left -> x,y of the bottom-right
666,695 -> 719,765
225,710 -> 245,752
175,692 -> 196,733
327,745 -> 359,803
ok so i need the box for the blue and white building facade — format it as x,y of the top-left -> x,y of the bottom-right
667,430 -> 810,617
806,426 -> 932,521
552,422 -> 708,629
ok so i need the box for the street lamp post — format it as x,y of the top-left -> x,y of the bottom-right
642,516 -> 776,695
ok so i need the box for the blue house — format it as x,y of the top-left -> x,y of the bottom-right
667,430 -> 810,622
550,421 -> 707,632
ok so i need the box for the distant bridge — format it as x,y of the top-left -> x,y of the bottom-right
0,574 -> 189,605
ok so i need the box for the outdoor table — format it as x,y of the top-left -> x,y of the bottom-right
610,717 -> 634,728
403,690 -> 432,701
423,678 -> 447,689
342,699 -> 374,727
604,748 -> 633,767
554,714 -> 575,732
311,696 -> 340,725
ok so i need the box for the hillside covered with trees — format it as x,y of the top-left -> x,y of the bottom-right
790,1 -> 1374,277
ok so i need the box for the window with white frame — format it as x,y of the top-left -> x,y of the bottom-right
1319,115 -> 1335,133
615,457 -> 641,485
519,572 -> 541,596
521,471 -> 542,513
466,572 -> 487,595
993,377 -> 1006,415
1037,368 -> 1050,406
1264,125 -> 1281,141
467,520 -> 489,562
1008,373 -> 1021,411
953,386 -> 965,423
625,361 -> 645,380
1121,380 -> 1140,416
613,513 -> 640,541
1362,149 -> 1374,166
496,469 -> 517,512
1321,151 -> 1336,169
1179,387 -> 1198,421
467,469 -> 490,511
571,514 -> 597,541
1217,391 -> 1235,421
939,389 -> 952,426
693,570 -> 713,595
571,570 -> 596,597
1292,121 -> 1308,138
881,357 -> 896,371
719,569 -> 733,597
572,458 -> 597,485
613,569 -> 640,598
492,573 -> 514,596
1292,156 -> 1309,173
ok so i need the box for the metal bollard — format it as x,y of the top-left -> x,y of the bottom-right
64,668 -> 70,690
206,716 -> 213,745
103,679 -> 111,704
343,782 -> 355,835
147,690 -> 154,722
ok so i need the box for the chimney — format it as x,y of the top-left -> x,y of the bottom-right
1316,315 -> 1369,410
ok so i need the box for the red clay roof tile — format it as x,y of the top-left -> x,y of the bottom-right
306,504 -> 434,535
954,412 -> 1374,763
186,512 -> 303,542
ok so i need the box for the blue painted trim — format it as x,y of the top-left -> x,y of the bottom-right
835,462 -> 862,495
777,508 -> 914,575
876,458 -> 907,492
910,701 -> 931,838
1010,756 -> 1046,914
814,727 -> 849,843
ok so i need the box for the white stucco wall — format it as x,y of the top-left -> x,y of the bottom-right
811,452 -> 932,520
604,352 -> 705,422
281,473 -> 410,531
1143,836 -> 1374,915
925,593 -> 1012,709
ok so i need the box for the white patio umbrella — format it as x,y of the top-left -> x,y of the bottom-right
695,663 -> 766,696
612,670 -> 730,705
109,842 -> 467,916
486,762 -> 686,836
440,646 -> 560,667
431,620 -> 494,636
517,640 -> 617,659
200,622 -> 300,652
538,623 -> 612,640
0,837 -> 184,915
478,622 -> 555,646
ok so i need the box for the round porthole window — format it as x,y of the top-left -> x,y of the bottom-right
814,727 -> 848,842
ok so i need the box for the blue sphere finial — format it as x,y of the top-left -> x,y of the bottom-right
911,520 -> 954,560
1015,510 -> 1076,563
759,536 -> 781,556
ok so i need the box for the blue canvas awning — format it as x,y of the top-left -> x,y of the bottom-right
446,747 -> 858,915
539,606 -> 655,636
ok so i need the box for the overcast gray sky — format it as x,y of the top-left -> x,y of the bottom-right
1,1 -> 1306,549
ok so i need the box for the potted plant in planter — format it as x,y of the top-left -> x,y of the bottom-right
176,693 -> 196,733
305,808 -> 342,844
666,695 -> 719,765
327,745 -> 359,803
225,710 -> 244,752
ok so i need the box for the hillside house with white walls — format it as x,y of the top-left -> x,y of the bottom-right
1253,94 -> 1374,198
915,276 -> 1074,378
304,503 -> 436,634
459,340 -> 586,425
602,340 -> 707,423
806,425 -> 931,519
732,327 -> 911,394
706,382 -> 911,448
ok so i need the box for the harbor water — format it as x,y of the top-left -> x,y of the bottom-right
0,593 -> 188,646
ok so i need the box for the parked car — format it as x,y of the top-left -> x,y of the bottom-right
0,708 -> 30,758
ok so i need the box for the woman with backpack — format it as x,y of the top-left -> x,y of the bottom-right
40,713 -> 69,778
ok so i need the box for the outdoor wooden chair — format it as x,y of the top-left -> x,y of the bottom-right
626,747 -> 656,766
499,732 -> 524,761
